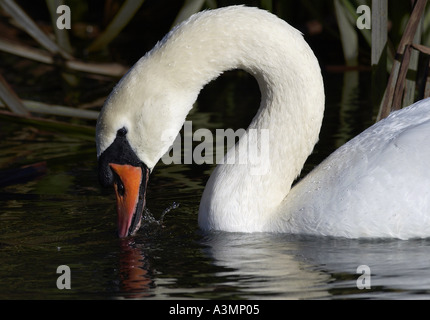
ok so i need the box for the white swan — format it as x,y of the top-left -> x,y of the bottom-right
96,6 -> 430,239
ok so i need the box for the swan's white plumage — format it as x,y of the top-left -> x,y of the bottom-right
96,6 -> 430,239
272,99 -> 430,239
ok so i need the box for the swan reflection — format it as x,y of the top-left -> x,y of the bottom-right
202,232 -> 430,299
118,239 -> 154,298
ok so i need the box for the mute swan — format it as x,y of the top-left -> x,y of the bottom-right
96,6 -> 430,239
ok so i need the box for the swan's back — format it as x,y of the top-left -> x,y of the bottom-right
272,98 -> 430,239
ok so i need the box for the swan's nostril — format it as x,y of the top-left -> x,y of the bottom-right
117,127 -> 128,137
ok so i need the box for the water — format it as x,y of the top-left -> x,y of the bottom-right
1,70 -> 430,300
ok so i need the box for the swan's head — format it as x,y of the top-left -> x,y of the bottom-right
97,126 -> 150,238
96,51 -> 196,237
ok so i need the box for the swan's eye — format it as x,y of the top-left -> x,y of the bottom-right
117,181 -> 125,196
113,171 -> 125,197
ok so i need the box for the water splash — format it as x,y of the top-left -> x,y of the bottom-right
142,202 -> 180,226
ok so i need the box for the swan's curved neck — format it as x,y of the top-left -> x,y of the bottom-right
99,7 -> 325,232
190,8 -> 325,231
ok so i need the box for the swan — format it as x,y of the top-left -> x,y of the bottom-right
96,6 -> 430,239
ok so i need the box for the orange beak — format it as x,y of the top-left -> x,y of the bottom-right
109,163 -> 147,238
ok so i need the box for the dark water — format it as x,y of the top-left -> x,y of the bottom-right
1,70 -> 430,300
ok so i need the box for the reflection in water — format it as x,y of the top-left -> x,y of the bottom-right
111,229 -> 430,299
300,237 -> 430,298
202,232 -> 430,299
202,232 -> 330,299
118,239 -> 154,298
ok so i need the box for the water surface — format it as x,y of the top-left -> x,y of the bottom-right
1,71 -> 430,300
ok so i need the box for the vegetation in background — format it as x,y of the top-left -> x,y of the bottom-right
0,0 -> 429,140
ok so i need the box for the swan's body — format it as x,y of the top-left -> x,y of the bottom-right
272,99 -> 430,238
96,6 -> 430,239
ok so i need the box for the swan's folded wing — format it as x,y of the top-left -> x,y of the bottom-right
270,105 -> 430,239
